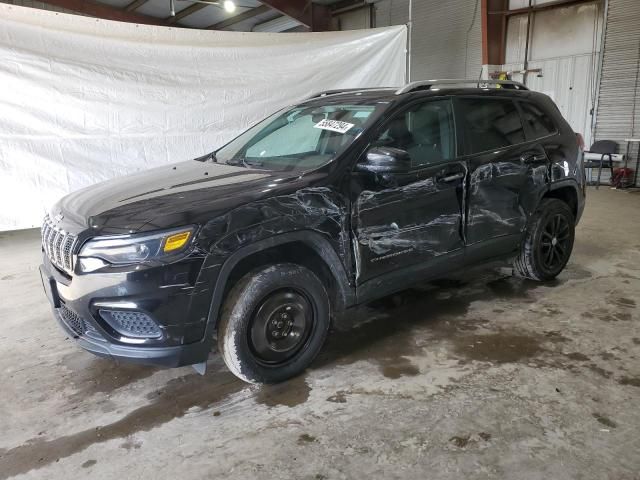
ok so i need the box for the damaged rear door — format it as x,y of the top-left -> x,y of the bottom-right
350,98 -> 466,297
457,96 -> 550,262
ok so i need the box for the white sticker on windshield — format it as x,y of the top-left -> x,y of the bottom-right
313,119 -> 355,134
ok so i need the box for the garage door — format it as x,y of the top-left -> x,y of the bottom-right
593,0 -> 640,167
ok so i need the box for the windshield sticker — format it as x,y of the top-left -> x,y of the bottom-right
314,119 -> 355,134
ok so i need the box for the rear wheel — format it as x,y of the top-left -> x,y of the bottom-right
514,198 -> 575,281
217,263 -> 330,384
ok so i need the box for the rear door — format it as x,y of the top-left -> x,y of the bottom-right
457,96 -> 550,260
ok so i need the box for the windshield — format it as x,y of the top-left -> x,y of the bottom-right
215,103 -> 387,172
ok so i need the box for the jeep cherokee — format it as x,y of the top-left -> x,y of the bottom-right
39,79 -> 585,383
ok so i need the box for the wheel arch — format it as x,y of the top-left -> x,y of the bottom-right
544,181 -> 580,219
205,231 -> 355,334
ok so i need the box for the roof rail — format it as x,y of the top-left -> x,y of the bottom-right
305,87 -> 393,101
396,79 -> 528,95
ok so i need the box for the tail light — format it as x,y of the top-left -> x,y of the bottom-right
576,133 -> 585,151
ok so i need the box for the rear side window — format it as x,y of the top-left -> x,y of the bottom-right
459,98 -> 525,154
519,101 -> 557,139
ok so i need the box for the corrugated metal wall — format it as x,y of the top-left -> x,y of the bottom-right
374,0 -> 410,30
335,6 -> 372,31
593,0 -> 640,174
374,0 -> 482,81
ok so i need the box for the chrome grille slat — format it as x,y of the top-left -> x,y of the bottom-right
63,236 -> 75,270
41,223 -> 48,253
47,226 -> 54,260
53,231 -> 63,265
48,224 -> 56,259
51,230 -> 58,261
45,224 -> 54,259
41,214 -> 77,274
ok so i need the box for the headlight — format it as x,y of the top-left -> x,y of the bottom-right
78,226 -> 196,269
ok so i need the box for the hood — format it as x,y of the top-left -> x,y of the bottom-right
57,160 -> 282,234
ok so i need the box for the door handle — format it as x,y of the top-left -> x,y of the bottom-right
521,153 -> 547,164
438,172 -> 465,183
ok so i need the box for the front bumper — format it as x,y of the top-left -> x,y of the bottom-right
52,304 -> 208,366
39,254 -> 216,367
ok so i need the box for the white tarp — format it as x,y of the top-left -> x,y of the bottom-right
0,5 -> 407,231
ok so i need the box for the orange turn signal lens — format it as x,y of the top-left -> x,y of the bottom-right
163,231 -> 191,253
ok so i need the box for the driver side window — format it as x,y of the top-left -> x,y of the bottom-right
373,99 -> 455,168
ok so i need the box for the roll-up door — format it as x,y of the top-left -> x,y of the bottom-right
593,0 -> 640,179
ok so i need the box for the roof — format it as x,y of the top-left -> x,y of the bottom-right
90,0 -> 344,31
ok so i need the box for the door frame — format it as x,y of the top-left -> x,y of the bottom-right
349,96 -> 468,303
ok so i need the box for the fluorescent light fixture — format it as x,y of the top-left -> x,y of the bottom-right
174,0 -> 237,16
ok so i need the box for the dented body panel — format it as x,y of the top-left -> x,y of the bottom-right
351,161 -> 466,284
39,87 -> 584,368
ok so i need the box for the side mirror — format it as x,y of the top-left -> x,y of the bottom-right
356,146 -> 411,174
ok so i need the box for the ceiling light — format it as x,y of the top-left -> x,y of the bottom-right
173,0 -> 239,16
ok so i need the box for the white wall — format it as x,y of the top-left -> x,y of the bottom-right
502,1 -> 603,147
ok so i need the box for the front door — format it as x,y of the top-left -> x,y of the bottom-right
351,98 -> 466,295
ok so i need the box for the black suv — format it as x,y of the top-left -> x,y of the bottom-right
40,79 -> 585,383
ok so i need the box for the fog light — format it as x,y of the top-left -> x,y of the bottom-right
99,310 -> 161,339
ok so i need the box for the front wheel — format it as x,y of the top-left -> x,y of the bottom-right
514,198 -> 575,281
217,264 -> 330,384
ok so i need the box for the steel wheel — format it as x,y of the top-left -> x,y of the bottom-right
248,289 -> 314,366
539,213 -> 571,271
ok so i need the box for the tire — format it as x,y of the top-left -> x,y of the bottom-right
514,198 -> 575,281
217,263 -> 330,384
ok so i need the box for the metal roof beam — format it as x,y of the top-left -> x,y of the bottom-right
39,0 -> 173,26
124,0 -> 150,12
257,0 -> 330,31
206,4 -> 271,29
166,2 -> 209,24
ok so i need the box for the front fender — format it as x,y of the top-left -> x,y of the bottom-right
201,230 -> 355,341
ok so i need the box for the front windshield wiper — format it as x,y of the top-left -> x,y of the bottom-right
226,157 -> 248,167
225,157 -> 266,169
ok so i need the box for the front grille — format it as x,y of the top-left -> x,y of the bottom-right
41,214 -> 77,274
59,304 -> 88,336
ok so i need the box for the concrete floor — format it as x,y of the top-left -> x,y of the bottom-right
1,187 -> 639,480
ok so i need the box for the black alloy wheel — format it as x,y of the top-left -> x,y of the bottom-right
514,198 -> 575,281
539,213 -> 572,271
